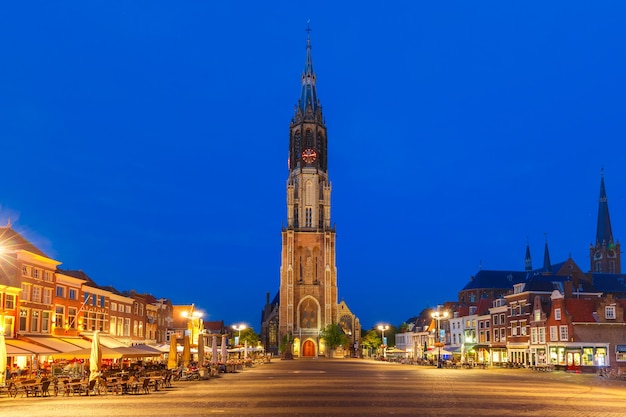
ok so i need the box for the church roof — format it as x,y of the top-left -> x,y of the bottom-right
591,273 -> 626,293
298,31 -> 320,115
462,270 -> 527,291
596,171 -> 614,246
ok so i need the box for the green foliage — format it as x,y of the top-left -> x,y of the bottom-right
320,323 -> 348,350
279,331 -> 293,353
359,329 -> 381,349
240,327 -> 260,347
398,322 -> 410,333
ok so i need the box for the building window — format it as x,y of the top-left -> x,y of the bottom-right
100,296 -> 105,307
559,326 -> 568,341
500,313 -> 505,324
32,268 -> 40,279
117,317 -> 124,336
32,286 -> 42,303
520,321 -> 527,336
56,286 -> 65,298
531,328 -> 538,344
111,302 -> 117,312
606,306 -> 616,320
493,315 -> 498,326
21,283 -> 31,301
69,289 -> 77,300
139,304 -> 144,317
500,328 -> 506,342
110,316 -> 117,335
511,322 -> 517,336
549,326 -> 558,341
5,294 -> 15,309
43,288 -> 52,305
305,207 -> 312,227
538,327 -> 546,343
41,311 -> 51,333
31,310 -> 40,332
124,318 -> 131,336
22,265 -> 29,276
534,309 -> 541,322
44,271 -> 52,281
68,307 -> 77,329
55,306 -> 64,328
554,308 -> 561,320
139,322 -> 144,337
19,308 -> 28,332
125,305 -> 131,314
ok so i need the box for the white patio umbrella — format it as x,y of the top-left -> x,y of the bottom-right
89,331 -> 102,382
220,335 -> 227,362
211,334 -> 218,364
0,333 -> 7,386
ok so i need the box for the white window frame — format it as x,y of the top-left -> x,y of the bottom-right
606,306 -> 616,320
559,325 -> 568,341
554,308 -> 561,320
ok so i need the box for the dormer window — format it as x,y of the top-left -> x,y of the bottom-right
606,305 -> 616,320
513,283 -> 525,294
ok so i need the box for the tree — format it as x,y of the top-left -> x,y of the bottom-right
320,323 -> 348,352
360,329 -> 381,357
240,327 -> 260,347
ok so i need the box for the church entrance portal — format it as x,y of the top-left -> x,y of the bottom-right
302,340 -> 316,357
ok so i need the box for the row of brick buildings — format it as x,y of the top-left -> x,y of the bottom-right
396,174 -> 626,371
0,223 -> 226,370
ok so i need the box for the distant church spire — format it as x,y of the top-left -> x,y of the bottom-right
543,233 -> 552,273
298,21 -> 319,115
590,169 -> 621,273
524,239 -> 533,271
596,167 -> 614,247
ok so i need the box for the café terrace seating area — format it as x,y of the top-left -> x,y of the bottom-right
1,357 -> 268,399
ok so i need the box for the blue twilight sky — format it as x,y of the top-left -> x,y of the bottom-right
1,2 -> 626,332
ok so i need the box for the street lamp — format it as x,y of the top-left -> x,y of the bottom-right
182,306 -> 203,345
377,325 -> 389,359
232,324 -> 246,346
431,310 -> 449,368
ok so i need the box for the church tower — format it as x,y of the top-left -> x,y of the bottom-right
590,169 -> 621,273
277,31 -> 340,357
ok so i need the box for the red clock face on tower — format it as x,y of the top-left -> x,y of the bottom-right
302,148 -> 317,164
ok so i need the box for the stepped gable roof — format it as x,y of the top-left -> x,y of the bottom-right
591,273 -> 626,293
565,299 -> 597,323
0,226 -> 48,257
462,270 -> 526,291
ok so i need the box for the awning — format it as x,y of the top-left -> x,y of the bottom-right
59,337 -> 92,349
98,336 -> 128,348
114,346 -> 161,358
6,339 -> 59,355
21,336 -> 89,353
132,345 -> 165,354
4,343 -> 32,356
52,346 -> 124,360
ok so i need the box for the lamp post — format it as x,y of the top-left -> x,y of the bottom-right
232,324 -> 246,347
182,306 -> 203,345
431,310 -> 449,368
377,325 -> 389,359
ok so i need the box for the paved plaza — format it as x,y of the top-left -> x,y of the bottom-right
1,359 -> 625,417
